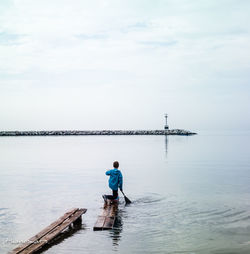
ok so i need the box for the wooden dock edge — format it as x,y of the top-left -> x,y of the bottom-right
10,208 -> 87,254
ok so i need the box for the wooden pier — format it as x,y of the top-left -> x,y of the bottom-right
10,208 -> 87,254
93,200 -> 118,230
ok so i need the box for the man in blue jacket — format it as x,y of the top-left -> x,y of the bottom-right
103,161 -> 123,202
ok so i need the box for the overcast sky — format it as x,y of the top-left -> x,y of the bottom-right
0,0 -> 249,131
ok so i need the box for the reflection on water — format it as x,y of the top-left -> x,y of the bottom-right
110,209 -> 123,248
164,135 -> 168,156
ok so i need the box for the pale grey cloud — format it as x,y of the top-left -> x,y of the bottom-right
0,0 -> 250,131
75,33 -> 108,40
0,32 -> 25,45
139,40 -> 178,48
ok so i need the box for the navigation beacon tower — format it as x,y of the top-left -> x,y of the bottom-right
164,114 -> 169,130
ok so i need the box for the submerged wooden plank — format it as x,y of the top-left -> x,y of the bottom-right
110,203 -> 118,217
11,208 -> 87,254
93,216 -> 106,230
93,200 -> 118,230
102,216 -> 115,230
102,202 -> 118,229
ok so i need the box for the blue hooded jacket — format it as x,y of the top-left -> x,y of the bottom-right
106,168 -> 123,191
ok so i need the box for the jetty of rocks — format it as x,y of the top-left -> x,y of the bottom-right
0,129 -> 196,136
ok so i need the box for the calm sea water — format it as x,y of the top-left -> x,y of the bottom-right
0,131 -> 250,254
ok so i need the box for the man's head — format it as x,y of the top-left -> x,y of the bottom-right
113,161 -> 119,169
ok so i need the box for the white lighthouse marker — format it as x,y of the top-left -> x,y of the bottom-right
164,114 -> 169,130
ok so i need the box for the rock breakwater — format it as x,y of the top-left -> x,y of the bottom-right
0,129 -> 196,136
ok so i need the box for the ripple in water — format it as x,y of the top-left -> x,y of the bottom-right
118,193 -> 250,254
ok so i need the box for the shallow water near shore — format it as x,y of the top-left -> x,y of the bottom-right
1,131 -> 250,254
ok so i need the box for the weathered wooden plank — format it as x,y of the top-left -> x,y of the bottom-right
93,200 -> 118,230
110,203 -> 118,217
20,209 -> 86,254
93,216 -> 106,230
102,202 -> 118,229
102,216 -> 115,230
11,208 -> 78,254
11,208 -> 87,254
102,203 -> 111,216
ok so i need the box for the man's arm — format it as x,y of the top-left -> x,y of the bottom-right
106,170 -> 111,175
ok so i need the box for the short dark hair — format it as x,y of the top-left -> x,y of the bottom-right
113,161 -> 119,168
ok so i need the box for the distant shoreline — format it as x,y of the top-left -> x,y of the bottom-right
0,129 -> 197,136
